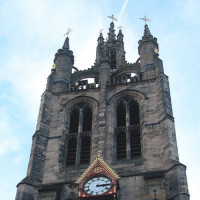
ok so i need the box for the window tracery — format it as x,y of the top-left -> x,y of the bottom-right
66,103 -> 92,165
116,97 -> 141,160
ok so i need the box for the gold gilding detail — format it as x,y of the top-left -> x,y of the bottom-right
154,48 -> 159,54
97,151 -> 101,159
93,167 -> 103,173
114,185 -> 116,193
52,64 -> 56,69
76,152 -> 120,184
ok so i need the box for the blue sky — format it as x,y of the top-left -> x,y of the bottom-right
0,0 -> 199,199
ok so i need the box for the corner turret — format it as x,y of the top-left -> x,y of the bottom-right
96,32 -> 105,65
138,24 -> 158,68
51,36 -> 74,92
117,28 -> 123,42
98,32 -> 104,45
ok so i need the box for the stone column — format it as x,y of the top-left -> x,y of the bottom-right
98,59 -> 111,158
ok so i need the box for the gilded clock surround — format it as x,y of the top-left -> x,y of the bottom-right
76,152 -> 119,198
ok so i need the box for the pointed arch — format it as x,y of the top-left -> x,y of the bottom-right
111,93 -> 142,160
64,97 -> 97,166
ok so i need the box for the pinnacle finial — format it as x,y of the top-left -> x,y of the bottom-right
63,28 -> 72,50
97,30 -> 104,45
144,24 -> 152,37
117,26 -> 124,42
97,151 -> 101,159
62,37 -> 70,50
117,26 -> 123,35
99,29 -> 104,38
107,20 -> 116,42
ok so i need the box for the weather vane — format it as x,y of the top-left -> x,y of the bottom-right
99,29 -> 103,34
64,28 -> 72,37
139,16 -> 151,24
108,14 -> 118,22
117,26 -> 123,30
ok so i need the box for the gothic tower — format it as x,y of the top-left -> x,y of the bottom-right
15,21 -> 190,200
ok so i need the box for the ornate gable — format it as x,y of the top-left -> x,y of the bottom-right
76,152 -> 120,198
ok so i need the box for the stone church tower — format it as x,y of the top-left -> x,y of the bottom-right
16,21 -> 190,200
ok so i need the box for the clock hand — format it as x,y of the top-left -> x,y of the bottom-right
96,183 -> 111,187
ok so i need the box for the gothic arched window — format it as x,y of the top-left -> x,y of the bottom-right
116,97 -> 141,160
110,51 -> 117,70
66,103 -> 92,166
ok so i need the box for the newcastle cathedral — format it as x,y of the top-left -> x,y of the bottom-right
15,17 -> 190,200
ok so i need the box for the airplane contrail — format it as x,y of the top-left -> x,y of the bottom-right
118,0 -> 129,23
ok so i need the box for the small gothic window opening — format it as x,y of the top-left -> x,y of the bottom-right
66,103 -> 92,166
116,97 -> 141,160
110,51 -> 116,70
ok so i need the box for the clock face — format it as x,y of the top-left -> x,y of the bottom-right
83,176 -> 112,196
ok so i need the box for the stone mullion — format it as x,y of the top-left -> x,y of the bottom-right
76,108 -> 83,165
126,102 -> 131,159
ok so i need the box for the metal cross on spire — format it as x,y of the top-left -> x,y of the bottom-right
64,28 -> 72,37
108,14 -> 118,22
99,29 -> 103,34
139,16 -> 151,24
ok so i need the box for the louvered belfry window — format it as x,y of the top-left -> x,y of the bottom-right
116,97 -> 141,160
66,103 -> 92,166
